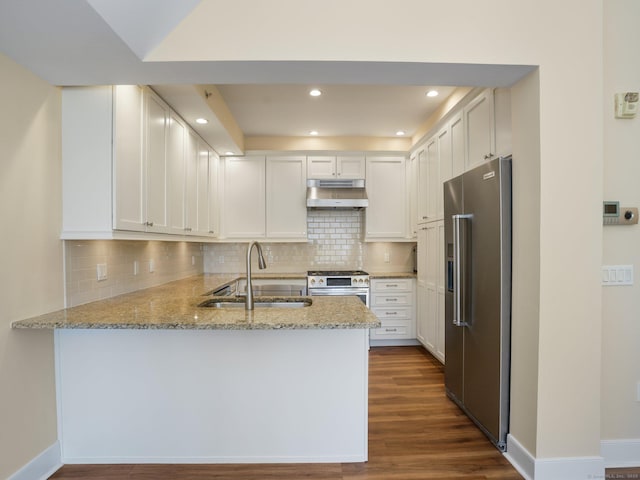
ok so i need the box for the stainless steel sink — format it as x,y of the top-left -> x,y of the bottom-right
198,298 -> 312,309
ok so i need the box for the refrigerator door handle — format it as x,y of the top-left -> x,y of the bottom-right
452,214 -> 472,327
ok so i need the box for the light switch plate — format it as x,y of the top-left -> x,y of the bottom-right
602,265 -> 633,286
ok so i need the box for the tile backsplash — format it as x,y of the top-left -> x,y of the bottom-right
64,240 -> 203,307
203,210 -> 415,274
64,211 -> 414,306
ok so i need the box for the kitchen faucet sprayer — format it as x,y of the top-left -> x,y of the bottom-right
246,241 -> 267,310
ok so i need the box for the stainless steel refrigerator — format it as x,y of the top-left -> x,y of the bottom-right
444,155 -> 512,452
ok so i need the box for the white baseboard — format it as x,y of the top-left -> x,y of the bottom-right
8,441 -> 62,480
505,434 -> 535,480
505,434 -> 605,480
601,439 -> 640,468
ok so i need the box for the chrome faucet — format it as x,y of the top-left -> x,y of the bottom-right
245,241 -> 267,310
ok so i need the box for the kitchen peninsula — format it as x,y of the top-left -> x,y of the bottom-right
13,274 -> 380,464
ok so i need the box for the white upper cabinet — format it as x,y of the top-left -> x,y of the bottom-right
464,88 -> 496,170
450,111 -> 465,179
426,136 -> 439,221
112,85 -> 145,232
416,147 -> 428,224
437,125 -> 451,217
220,156 -> 266,238
207,149 -> 220,237
266,156 -> 307,239
408,154 -> 418,238
166,112 -> 187,235
144,88 -> 170,234
365,156 -> 408,240
62,85 -> 219,241
307,155 -> 365,179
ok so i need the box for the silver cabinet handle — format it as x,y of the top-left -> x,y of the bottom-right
385,284 -> 398,288
452,214 -> 472,327
385,298 -> 398,302
145,221 -> 154,227
185,227 -> 192,232
385,328 -> 398,332
484,153 -> 494,160
208,230 -> 214,234
384,311 -> 398,316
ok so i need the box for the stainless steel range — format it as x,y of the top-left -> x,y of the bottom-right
307,270 -> 370,307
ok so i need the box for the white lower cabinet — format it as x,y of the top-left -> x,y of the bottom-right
416,221 -> 445,363
370,278 -> 416,344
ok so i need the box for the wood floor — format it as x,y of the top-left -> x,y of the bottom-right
47,345 -> 625,480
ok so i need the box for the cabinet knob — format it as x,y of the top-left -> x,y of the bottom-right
484,153 -> 494,160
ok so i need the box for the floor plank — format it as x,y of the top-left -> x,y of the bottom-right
48,346 -> 528,479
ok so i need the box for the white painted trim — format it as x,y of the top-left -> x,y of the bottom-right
505,434 -> 605,480
534,456 -> 604,480
61,454 -> 364,464
601,439 -> 640,468
8,441 -> 62,480
504,434 -> 535,480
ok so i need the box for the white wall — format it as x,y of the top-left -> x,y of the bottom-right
602,0 -> 640,445
0,53 -> 63,478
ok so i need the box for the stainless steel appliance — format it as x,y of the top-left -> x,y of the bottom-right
307,270 -> 370,307
444,156 -> 512,452
306,179 -> 368,209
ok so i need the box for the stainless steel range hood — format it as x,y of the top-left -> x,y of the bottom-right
306,179 -> 368,209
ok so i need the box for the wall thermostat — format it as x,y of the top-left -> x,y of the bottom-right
603,201 -> 638,225
615,92 -> 639,119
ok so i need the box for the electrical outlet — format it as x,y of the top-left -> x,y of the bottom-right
96,263 -> 107,281
602,265 -> 634,286
384,251 -> 390,263
133,260 -> 139,276
149,259 -> 155,273
218,255 -> 225,264
191,255 -> 196,266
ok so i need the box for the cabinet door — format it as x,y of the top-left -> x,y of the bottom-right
184,129 -> 199,235
408,155 -> 418,238
437,126 -> 451,217
113,85 -> 145,232
307,156 -> 336,179
465,88 -> 495,170
222,156 -> 266,238
425,223 -> 438,353
337,156 -> 365,179
416,226 -> 428,346
207,150 -> 220,236
417,148 -> 428,224
450,112 -> 465,179
266,156 -> 307,239
145,89 -> 170,233
166,113 -> 186,234
194,139 -> 210,236
435,221 -> 446,362
365,156 -> 407,239
426,136 -> 439,221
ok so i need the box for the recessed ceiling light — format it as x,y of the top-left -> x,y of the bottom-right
426,90 -> 439,98
396,130 -> 406,136
195,118 -> 208,124
309,130 -> 319,136
309,89 -> 322,97
225,151 -> 235,155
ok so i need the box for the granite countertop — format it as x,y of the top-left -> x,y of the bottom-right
12,274 -> 380,331
369,272 -> 416,279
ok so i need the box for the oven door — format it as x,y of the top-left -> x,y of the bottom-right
308,287 -> 370,308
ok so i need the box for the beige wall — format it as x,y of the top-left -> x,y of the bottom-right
170,0 -> 605,460
602,0 -> 640,440
0,53 -> 63,478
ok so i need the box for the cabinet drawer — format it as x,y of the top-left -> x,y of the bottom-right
371,278 -> 413,292
371,293 -> 413,307
371,322 -> 413,340
372,307 -> 412,322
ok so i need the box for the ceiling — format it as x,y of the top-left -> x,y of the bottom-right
0,0 -> 535,154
